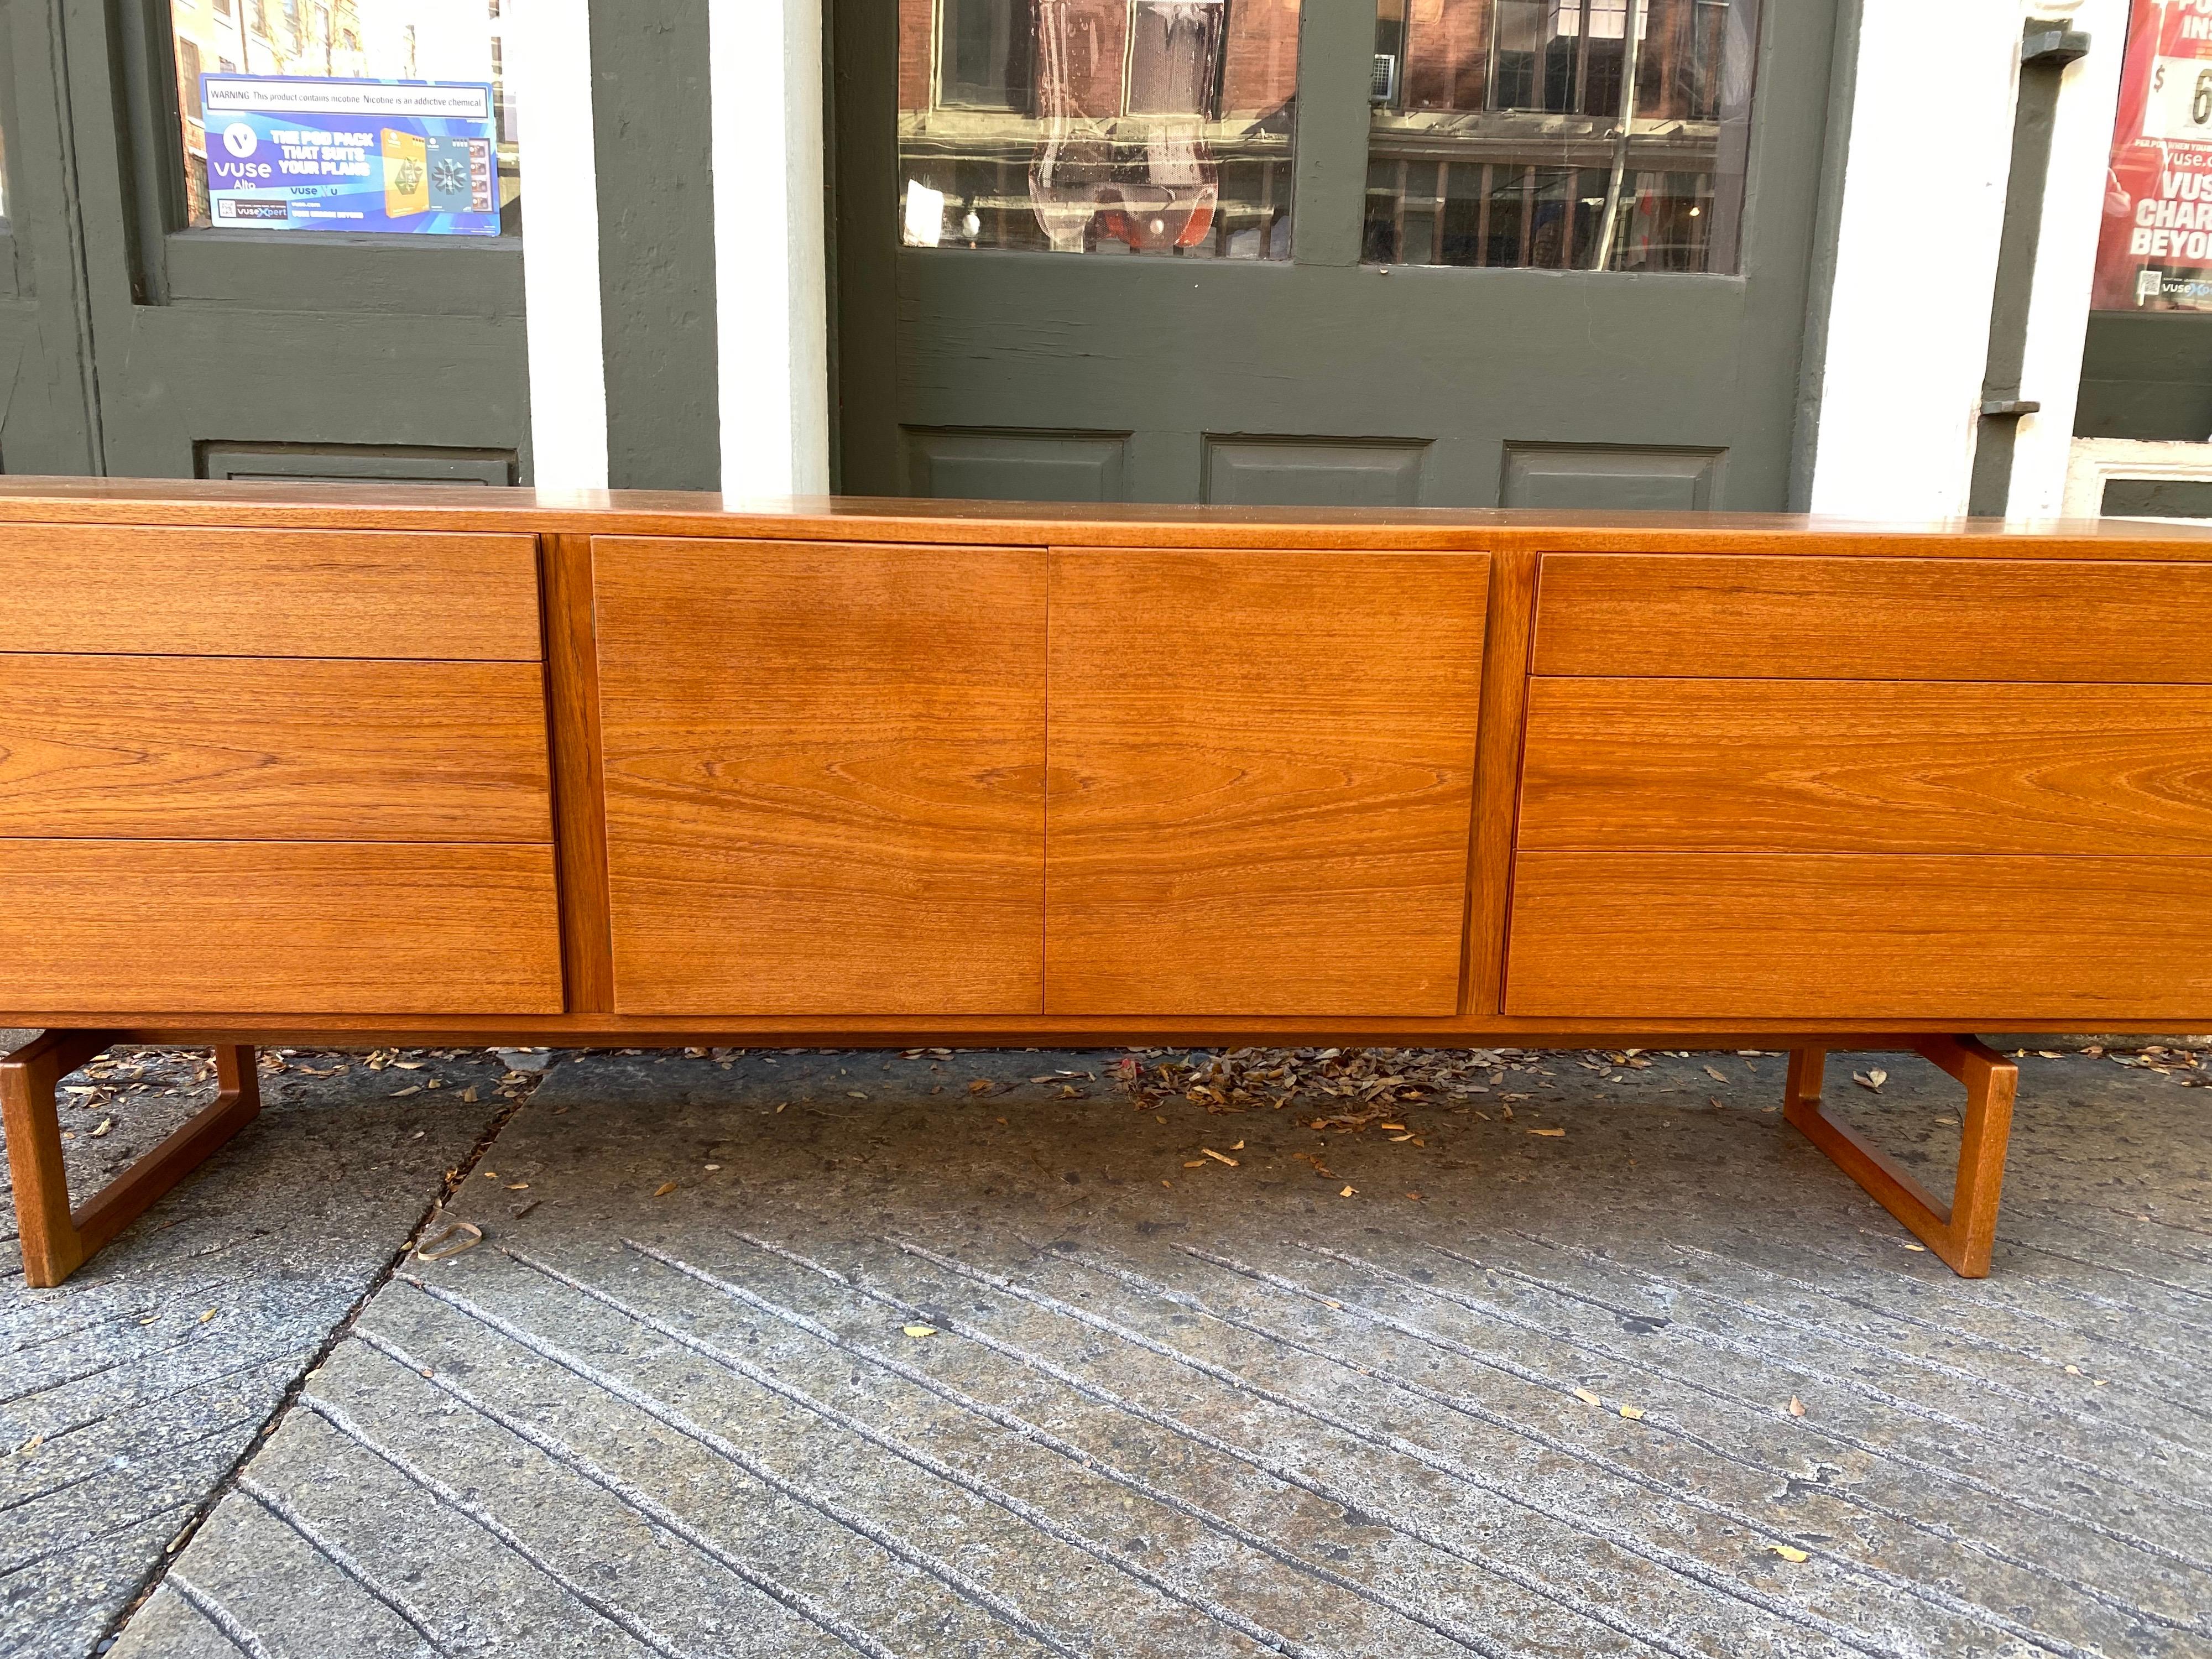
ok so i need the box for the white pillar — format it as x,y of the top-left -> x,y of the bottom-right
2008,0 -> 2130,520
515,0 -> 610,492
710,0 -> 833,499
1809,0 -> 2124,521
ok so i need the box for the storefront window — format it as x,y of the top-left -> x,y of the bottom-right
169,0 -> 523,235
897,0 -> 1300,258
1365,0 -> 1758,272
2095,0 -> 2212,312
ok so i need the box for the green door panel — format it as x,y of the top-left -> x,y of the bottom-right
836,0 -> 1841,512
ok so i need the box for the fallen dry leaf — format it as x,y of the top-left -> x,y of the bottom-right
390,1086 -> 423,1098
1339,1185 -> 1356,1198
1573,1387 -> 1602,1406
90,1117 -> 113,1139
1787,1396 -> 1806,1417
1201,1148 -> 1239,1167
1183,1160 -> 1206,1169
1703,1065 -> 1728,1083
1853,1068 -> 1888,1092
653,1181 -> 678,1197
1530,1127 -> 1566,1138
1768,1544 -> 1809,1564
1620,1404 -> 1646,1421
902,1324 -> 937,1339
415,1220 -> 482,1262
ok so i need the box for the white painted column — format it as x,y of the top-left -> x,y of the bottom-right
2008,0 -> 2131,519
1808,0 -> 2125,520
514,0 -> 610,492
709,0 -> 833,499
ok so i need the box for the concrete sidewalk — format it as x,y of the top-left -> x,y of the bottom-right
7,1041 -> 2209,1657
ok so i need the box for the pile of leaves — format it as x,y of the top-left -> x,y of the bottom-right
1109,1045 -> 1544,1130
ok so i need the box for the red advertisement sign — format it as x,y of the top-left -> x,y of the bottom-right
2096,0 -> 2212,311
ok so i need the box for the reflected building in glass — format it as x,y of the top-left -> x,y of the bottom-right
897,0 -> 1300,259
1366,0 -> 1759,273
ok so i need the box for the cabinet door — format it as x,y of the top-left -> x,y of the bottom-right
1046,549 -> 1489,1015
594,539 -> 1047,1015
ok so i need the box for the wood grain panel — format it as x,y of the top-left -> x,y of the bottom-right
0,524 -> 542,659
1531,555 -> 2212,681
1506,853 -> 2212,1021
595,538 -> 1047,1016
0,841 -> 563,1014
1520,679 -> 2212,854
1046,549 -> 1488,1016
542,534 -> 615,1013
0,656 -> 551,841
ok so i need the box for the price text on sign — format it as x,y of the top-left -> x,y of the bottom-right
2145,56 -> 2212,143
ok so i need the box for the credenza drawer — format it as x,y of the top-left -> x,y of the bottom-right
1505,853 -> 2212,1021
0,656 -> 553,841
0,525 -> 542,660
1519,679 -> 2212,855
1531,555 -> 2212,682
0,841 -> 564,1014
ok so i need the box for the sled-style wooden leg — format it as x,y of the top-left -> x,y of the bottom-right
3,1034 -> 263,1288
1783,1036 -> 2018,1279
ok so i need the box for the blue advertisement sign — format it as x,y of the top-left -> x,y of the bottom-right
200,75 -> 500,236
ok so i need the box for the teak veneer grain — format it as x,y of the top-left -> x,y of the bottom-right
1520,679 -> 2212,855
594,538 -> 1048,1016
0,523 -> 542,660
0,655 -> 553,842
4,484 -> 2209,1282
1506,852 -> 2212,1021
1531,554 -> 2212,681
1044,548 -> 1488,1016
0,840 -> 564,1014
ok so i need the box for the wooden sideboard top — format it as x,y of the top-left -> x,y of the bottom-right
1,476 -> 2210,555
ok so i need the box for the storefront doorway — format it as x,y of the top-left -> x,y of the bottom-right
833,0 -> 1841,509
0,0 -> 528,483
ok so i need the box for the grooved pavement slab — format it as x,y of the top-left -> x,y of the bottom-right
95,1043 -> 2212,1659
1,1046 -> 514,1658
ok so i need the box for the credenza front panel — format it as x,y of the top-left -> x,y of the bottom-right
1520,679 -> 2212,855
1045,548 -> 1489,1016
1509,550 -> 2212,1023
1531,555 -> 2212,682
1506,853 -> 2212,1021
0,841 -> 564,1013
0,655 -> 554,842
0,524 -> 543,659
595,538 -> 1049,1016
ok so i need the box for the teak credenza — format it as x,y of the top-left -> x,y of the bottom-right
4,481 -> 2209,1285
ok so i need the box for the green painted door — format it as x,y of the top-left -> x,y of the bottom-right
835,0 -> 1841,510
0,0 -> 526,483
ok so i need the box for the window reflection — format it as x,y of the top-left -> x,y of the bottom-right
899,0 -> 1299,259
1366,0 -> 1757,273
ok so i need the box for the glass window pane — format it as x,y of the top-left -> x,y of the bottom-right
898,0 -> 1298,259
1366,0 -> 1757,273
170,0 -> 523,235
